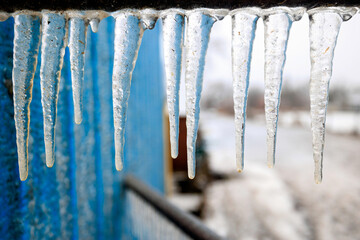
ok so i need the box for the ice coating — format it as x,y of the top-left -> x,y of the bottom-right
262,10 -> 296,168
40,12 -> 67,168
231,9 -> 259,172
112,12 -> 144,171
185,10 -> 217,179
140,9 -> 159,30
307,8 -> 355,183
161,10 -> 185,159
69,17 -> 88,124
0,12 -> 10,21
84,10 -> 109,33
12,14 -> 41,181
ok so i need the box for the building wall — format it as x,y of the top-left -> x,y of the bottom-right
0,16 -> 165,239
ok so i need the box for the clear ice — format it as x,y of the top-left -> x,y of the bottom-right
308,7 -> 356,183
112,11 -> 144,171
161,9 -> 185,159
231,8 -> 259,172
69,16 -> 88,124
262,7 -> 304,168
40,12 -> 67,168
12,14 -> 41,181
184,9 -> 226,179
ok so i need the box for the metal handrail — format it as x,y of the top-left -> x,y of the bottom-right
123,175 -> 224,240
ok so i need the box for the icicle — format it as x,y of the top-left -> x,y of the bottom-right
161,9 -> 185,159
140,9 -> 159,30
40,12 -> 67,168
89,19 -> 99,33
262,7 -> 304,168
307,7 -> 356,183
230,8 -> 260,172
69,14 -> 88,124
112,11 -> 144,171
12,14 -> 41,181
184,9 -> 227,179
85,10 -> 109,33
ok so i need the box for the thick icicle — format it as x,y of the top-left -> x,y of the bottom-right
112,11 -> 144,171
230,8 -> 260,172
12,14 -> 41,181
184,9 -> 226,179
308,7 -> 356,183
161,9 -> 185,159
69,16 -> 88,124
40,12 -> 67,168
262,7 -> 304,168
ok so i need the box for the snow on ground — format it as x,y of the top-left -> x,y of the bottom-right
200,111 -> 360,240
279,111 -> 360,135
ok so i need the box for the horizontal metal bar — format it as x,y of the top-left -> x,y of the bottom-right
0,0 -> 360,12
123,175 -> 224,240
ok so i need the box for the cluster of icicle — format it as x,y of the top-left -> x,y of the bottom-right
1,6 -> 357,183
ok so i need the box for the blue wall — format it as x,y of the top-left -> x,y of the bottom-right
0,16 -> 165,239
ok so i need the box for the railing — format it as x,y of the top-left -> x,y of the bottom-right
123,175 -> 223,240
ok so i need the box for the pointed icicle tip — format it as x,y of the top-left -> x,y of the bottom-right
231,9 -> 259,172
40,12 -> 67,168
315,174 -> 322,184
115,155 -> 123,171
184,10 -> 218,179
188,171 -> 195,180
12,14 -> 41,181
308,9 -> 345,184
69,17 -> 87,124
162,10 -> 185,159
262,10 -> 296,168
112,11 -> 144,171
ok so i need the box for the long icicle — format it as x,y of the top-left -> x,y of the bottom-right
112,11 -> 144,171
262,7 -> 304,168
69,16 -> 88,124
40,12 -> 67,168
308,7 -> 356,183
185,9 -> 226,179
231,8 -> 259,172
12,14 -> 41,181
161,9 -> 185,159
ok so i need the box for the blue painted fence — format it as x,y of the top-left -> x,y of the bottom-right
0,16 -> 165,239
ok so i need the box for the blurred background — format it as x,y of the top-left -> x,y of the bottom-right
168,13 -> 360,240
